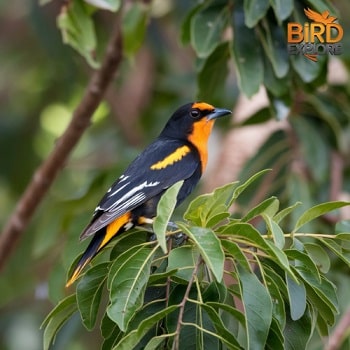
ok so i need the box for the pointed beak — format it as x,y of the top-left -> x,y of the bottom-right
207,107 -> 232,121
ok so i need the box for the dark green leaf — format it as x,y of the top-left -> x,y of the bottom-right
236,107 -> 272,127
180,3 -> 203,45
231,2 -> 264,97
197,42 -> 230,102
191,0 -> 230,58
304,243 -> 330,274
153,181 -> 184,253
237,265 -> 272,349
284,312 -> 312,350
42,294 -> 78,350
76,262 -> 108,330
167,245 -> 198,282
244,0 -> 270,28
286,274 -> 306,321
270,0 -> 293,22
113,306 -> 178,350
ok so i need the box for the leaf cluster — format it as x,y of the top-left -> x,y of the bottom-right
43,171 -> 350,349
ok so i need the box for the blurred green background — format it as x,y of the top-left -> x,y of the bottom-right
1,0 -> 350,349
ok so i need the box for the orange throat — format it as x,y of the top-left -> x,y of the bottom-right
188,118 -> 215,172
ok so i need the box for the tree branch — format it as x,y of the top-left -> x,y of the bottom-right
0,20 -> 123,270
326,307 -> 350,350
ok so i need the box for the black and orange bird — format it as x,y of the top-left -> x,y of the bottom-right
66,102 -> 231,287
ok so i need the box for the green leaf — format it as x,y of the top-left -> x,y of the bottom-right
270,0 -> 293,22
221,239 -> 251,271
286,274 -> 306,321
290,54 -> 327,83
273,202 -> 302,224
181,3 -> 203,45
293,201 -> 350,232
284,312 -> 312,350
231,1 -> 264,97
191,0 -> 230,58
42,294 -> 78,350
113,306 -> 178,350
177,225 -> 225,282
264,274 -> 286,328
167,245 -> 198,282
242,196 -> 279,222
84,0 -> 121,11
57,0 -> 99,68
237,265 -> 273,349
230,169 -> 272,205
291,117 -> 330,183
153,181 -> 184,254
122,2 -> 149,57
319,238 -> 350,267
236,107 -> 272,127
244,0 -> 270,27
263,214 -> 285,249
259,21 -> 289,78
107,244 -> 157,331
76,262 -> 108,330
184,181 -> 238,227
144,334 -> 170,350
197,42 -> 230,102
200,304 -> 242,349
304,243 -> 330,274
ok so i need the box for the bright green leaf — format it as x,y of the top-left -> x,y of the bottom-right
57,0 -> 99,68
221,239 -> 251,271
242,197 -> 279,222
107,244 -> 157,331
263,214 -> 285,249
153,181 -> 184,254
177,224 -> 225,282
293,201 -> 350,232
122,2 -> 149,57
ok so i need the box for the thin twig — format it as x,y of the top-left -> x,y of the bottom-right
0,19 -> 123,270
326,307 -> 350,350
172,256 -> 202,350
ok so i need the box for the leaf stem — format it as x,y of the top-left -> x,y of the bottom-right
172,255 -> 202,350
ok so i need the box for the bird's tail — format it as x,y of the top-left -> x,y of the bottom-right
66,213 -> 132,287
65,230 -> 106,287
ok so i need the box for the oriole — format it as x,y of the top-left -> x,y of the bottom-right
66,101 -> 231,286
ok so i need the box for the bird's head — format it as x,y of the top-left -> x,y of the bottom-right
159,102 -> 231,140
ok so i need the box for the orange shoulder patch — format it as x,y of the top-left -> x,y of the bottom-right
150,145 -> 191,170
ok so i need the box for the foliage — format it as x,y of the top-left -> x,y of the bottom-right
1,0 -> 350,349
42,172 -> 350,349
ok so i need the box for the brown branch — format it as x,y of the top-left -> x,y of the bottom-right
326,307 -> 350,350
0,20 -> 123,270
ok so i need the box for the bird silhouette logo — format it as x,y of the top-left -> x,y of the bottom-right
304,8 -> 337,25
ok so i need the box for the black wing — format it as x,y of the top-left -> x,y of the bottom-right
80,138 -> 200,239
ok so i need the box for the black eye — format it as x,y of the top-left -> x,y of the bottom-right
190,108 -> 200,118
